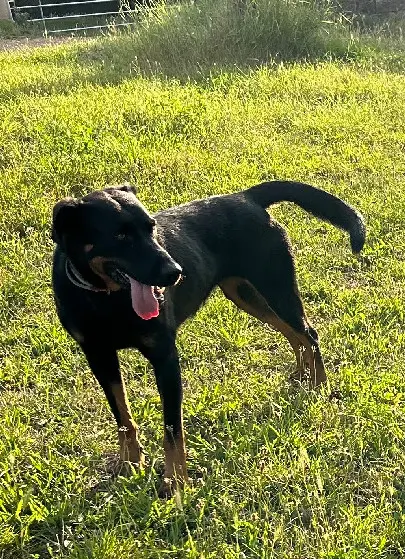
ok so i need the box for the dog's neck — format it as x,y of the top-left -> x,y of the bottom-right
65,258 -> 108,293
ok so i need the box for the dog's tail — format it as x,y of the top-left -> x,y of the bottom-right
244,181 -> 366,254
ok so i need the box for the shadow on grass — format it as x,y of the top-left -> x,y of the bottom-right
0,377 -> 307,558
0,34 -> 349,104
1,0 -> 405,103
4,457 -> 163,558
0,0 -> 359,102
4,374 -> 403,558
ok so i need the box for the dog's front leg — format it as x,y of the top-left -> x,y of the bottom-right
146,340 -> 188,497
82,344 -> 145,467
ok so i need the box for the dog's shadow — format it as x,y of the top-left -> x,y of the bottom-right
17,457 -> 171,558
14,378 -> 342,558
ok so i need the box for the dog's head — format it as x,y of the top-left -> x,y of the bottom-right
52,184 -> 182,320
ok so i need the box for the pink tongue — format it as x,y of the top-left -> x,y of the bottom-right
129,278 -> 159,320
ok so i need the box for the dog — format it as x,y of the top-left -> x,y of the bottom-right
51,180 -> 365,495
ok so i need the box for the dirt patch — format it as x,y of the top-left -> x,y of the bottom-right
0,35 -> 87,52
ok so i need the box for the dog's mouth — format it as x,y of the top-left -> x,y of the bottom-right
104,264 -> 165,320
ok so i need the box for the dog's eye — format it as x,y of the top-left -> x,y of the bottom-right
116,229 -> 131,241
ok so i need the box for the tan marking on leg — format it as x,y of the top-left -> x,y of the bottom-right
84,244 -> 94,253
294,332 -> 326,386
220,276 -> 304,367
219,277 -> 327,387
111,383 -> 144,465
159,415 -> 188,497
264,313 -> 306,375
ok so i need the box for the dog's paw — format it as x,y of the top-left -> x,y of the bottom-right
157,474 -> 188,499
119,455 -> 146,476
119,440 -> 146,468
289,368 -> 309,383
158,477 -> 176,499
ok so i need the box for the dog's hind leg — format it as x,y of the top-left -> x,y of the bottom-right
220,277 -> 326,387
248,239 -> 327,386
82,345 -> 145,466
251,277 -> 326,386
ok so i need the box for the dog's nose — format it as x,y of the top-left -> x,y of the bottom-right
159,261 -> 182,286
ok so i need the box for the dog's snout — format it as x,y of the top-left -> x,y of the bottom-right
160,261 -> 182,286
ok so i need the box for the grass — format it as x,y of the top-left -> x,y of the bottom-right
0,18 -> 40,39
0,14 -> 134,40
1,1 -> 405,557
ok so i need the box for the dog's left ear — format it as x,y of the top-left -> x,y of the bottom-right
52,197 -> 81,246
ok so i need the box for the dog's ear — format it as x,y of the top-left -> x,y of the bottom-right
52,197 -> 81,246
104,183 -> 137,197
115,183 -> 137,195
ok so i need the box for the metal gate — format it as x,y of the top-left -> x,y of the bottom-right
8,0 -> 138,35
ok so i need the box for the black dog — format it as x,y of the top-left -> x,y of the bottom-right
52,181 -> 365,495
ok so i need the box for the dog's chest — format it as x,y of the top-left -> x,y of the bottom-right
79,292 -> 155,349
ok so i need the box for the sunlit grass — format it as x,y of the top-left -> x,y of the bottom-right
1,6 -> 405,557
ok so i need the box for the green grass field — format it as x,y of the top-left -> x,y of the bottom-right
1,2 -> 405,557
